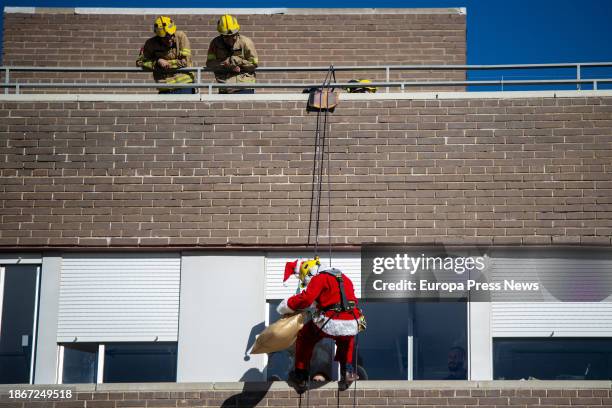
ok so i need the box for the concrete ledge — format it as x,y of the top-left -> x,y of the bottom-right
0,253 -> 42,264
4,7 -> 467,15
0,90 -> 610,103
2,381 -> 611,392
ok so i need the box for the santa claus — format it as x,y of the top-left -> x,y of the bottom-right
278,257 -> 364,392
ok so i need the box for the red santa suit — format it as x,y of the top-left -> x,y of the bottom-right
277,266 -> 361,371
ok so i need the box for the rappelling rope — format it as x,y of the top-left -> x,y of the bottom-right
304,67 -> 359,408
324,83 -> 333,267
304,66 -> 336,406
307,65 -> 336,266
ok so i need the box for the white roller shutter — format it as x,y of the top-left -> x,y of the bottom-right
491,302 -> 612,337
490,250 -> 612,337
58,253 -> 180,343
266,252 -> 361,299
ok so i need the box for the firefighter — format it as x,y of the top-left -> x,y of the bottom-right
136,16 -> 195,94
206,14 -> 259,94
279,257 -> 364,392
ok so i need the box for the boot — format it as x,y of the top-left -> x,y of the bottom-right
339,363 -> 359,391
288,369 -> 309,394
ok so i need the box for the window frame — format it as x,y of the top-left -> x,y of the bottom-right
57,343 -> 101,384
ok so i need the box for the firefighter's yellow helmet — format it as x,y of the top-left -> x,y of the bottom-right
154,16 -> 177,37
346,79 -> 377,93
299,257 -> 321,284
217,14 -> 240,36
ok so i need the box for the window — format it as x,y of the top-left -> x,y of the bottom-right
61,343 -> 177,383
103,343 -> 177,383
360,301 -> 468,380
62,343 -> 98,383
357,302 -> 411,380
0,265 -> 39,384
413,302 -> 468,380
494,338 -> 612,380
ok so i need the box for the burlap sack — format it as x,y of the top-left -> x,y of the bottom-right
250,312 -> 307,354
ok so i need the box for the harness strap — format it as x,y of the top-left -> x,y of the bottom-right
321,301 -> 356,313
319,268 -> 352,311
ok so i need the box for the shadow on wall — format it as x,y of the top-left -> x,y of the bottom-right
220,320 -> 337,406
221,321 -> 330,406
243,321 -> 265,363
220,369 -> 330,407
219,322 -> 271,407
220,369 -> 271,408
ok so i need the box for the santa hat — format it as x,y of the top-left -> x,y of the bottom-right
283,259 -> 302,283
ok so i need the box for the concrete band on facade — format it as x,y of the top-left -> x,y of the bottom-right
3,379 -> 611,391
1,381 -> 611,407
0,90 -> 610,102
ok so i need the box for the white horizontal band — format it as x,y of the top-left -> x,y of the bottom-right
0,90 -> 609,102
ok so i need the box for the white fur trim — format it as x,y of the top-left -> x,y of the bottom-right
276,298 -> 295,315
313,314 -> 358,336
317,265 -> 333,273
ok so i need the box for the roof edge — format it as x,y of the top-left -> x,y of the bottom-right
4,7 -> 467,15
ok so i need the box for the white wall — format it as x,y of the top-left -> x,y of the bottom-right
177,252 -> 266,382
34,254 -> 61,384
468,301 -> 492,380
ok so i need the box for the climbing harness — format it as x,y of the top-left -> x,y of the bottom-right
319,268 -> 353,312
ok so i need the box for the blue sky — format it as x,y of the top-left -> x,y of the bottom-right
1,0 -> 611,89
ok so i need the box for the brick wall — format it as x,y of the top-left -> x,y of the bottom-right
2,383 -> 612,407
1,10 -> 466,91
0,96 -> 611,248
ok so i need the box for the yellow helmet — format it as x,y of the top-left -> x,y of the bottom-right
217,14 -> 240,36
299,257 -> 321,284
154,16 -> 177,37
346,79 -> 377,93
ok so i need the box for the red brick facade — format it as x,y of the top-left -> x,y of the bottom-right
1,96 -> 610,248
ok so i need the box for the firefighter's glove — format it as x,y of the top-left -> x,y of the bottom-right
156,58 -> 171,70
221,58 -> 240,73
229,56 -> 246,66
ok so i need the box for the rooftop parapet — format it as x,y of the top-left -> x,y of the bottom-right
2,7 -> 466,91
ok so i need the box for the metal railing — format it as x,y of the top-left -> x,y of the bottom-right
2,62 -> 612,94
